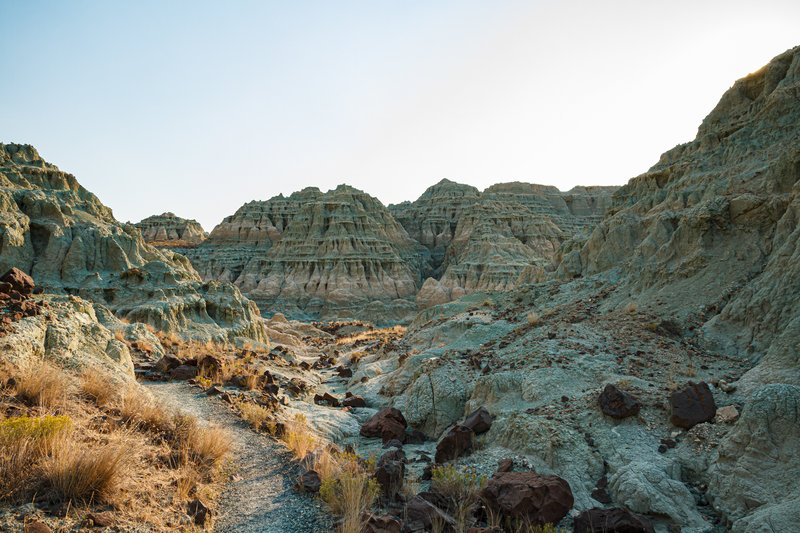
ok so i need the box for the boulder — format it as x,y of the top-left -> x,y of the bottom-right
342,395 -> 366,408
463,406 -> 493,434
404,495 -> 454,532
87,511 -> 115,527
24,523 -> 52,533
598,384 -> 641,419
360,407 -> 408,443
170,364 -> 199,380
362,513 -> 402,533
716,405 -> 739,424
314,392 -> 340,407
669,381 -> 716,429
374,450 -> 405,500
0,267 -> 34,295
479,471 -> 573,527
435,424 -> 473,463
186,499 -> 210,525
573,507 -> 655,533
296,469 -> 322,493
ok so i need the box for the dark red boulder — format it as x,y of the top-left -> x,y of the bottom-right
295,469 -> 322,493
360,407 -> 407,443
463,406 -> 494,434
0,268 -> 34,295
479,471 -> 573,527
435,424 -> 473,463
669,381 -> 716,429
573,507 -> 655,533
599,384 -> 641,419
342,395 -> 367,408
362,512 -> 402,533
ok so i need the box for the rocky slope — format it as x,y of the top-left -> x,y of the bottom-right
186,185 -> 431,323
337,45 -> 800,533
0,143 -> 267,342
134,212 -> 207,246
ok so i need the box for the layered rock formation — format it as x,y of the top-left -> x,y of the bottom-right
0,143 -> 267,342
186,185 -> 431,322
134,212 -> 207,246
183,179 -> 614,321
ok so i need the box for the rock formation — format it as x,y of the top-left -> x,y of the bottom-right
134,212 -> 207,246
181,179 -> 615,321
0,143 -> 267,342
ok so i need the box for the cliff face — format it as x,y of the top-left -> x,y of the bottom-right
0,144 -> 267,342
564,45 -> 800,366
134,212 -> 207,246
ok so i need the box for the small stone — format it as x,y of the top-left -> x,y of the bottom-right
87,511 -> 114,527
186,499 -> 210,525
24,523 -> 52,533
716,404 -> 739,424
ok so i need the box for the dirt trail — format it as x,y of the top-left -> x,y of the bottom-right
146,382 -> 331,533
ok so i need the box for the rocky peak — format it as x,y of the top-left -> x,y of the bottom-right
0,143 -> 267,342
135,212 -> 207,246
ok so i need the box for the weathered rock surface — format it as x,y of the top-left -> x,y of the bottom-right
598,384 -> 641,419
0,143 -> 267,343
186,185 -> 430,323
669,382 -> 716,429
134,212 -> 207,246
708,384 -> 800,532
479,471 -> 574,527
573,507 -> 655,533
360,407 -> 408,443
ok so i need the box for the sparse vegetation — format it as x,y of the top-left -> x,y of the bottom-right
319,471 -> 379,533
282,413 -> 316,460
527,311 -> 540,325
432,464 -> 486,531
238,402 -> 271,428
80,368 -> 118,407
15,361 -> 70,409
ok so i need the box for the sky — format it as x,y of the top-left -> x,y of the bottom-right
1,1 -> 799,231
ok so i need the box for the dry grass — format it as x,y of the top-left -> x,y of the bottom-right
432,464 -> 486,532
171,415 -> 232,467
80,368 -> 118,407
527,311 -> 540,325
114,330 -> 126,342
238,402 -> 270,428
625,302 -> 638,313
0,415 -> 73,500
282,414 -> 317,460
15,361 -> 70,410
319,471 -> 379,533
118,385 -> 170,432
175,463 -> 200,501
41,436 -> 134,504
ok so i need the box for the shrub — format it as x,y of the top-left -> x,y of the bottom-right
238,402 -> 270,428
80,368 -> 117,407
282,413 -> 316,460
171,415 -> 232,467
319,472 -> 379,533
15,361 -> 70,409
527,311 -> 540,325
432,464 -> 486,531
0,415 -> 74,501
118,385 -> 170,432
41,438 -> 133,504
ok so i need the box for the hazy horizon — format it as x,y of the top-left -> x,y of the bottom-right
2,0 -> 800,230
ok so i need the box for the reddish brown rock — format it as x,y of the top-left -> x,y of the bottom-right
87,511 -> 114,527
186,499 -> 210,525
573,507 -> 655,533
24,523 -> 52,533
170,364 -> 198,380
1,267 -> 34,295
463,406 -> 493,434
599,384 -> 642,419
362,512 -> 402,533
342,395 -> 367,408
669,381 -> 716,429
296,469 -> 322,493
479,471 -> 573,527
374,449 -> 405,500
404,495 -> 454,532
314,392 -> 341,407
360,407 -> 407,443
435,424 -> 473,463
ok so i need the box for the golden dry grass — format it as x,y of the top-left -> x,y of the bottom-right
80,368 -> 118,407
15,361 -> 71,410
41,436 -> 134,504
282,414 -> 316,460
319,471 -> 379,533
118,385 -> 171,433
238,402 -> 270,428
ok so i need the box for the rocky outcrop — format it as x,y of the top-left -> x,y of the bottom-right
0,143 -> 267,342
187,186 -> 430,323
708,384 -> 800,532
394,181 -> 617,308
564,45 -> 800,366
134,212 -> 207,246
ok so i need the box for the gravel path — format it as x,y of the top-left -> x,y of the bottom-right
145,382 -> 331,533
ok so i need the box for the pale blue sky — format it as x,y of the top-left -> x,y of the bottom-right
2,0 -> 799,230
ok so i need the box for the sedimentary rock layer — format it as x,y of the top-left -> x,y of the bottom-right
135,212 -> 207,246
0,143 -> 267,342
